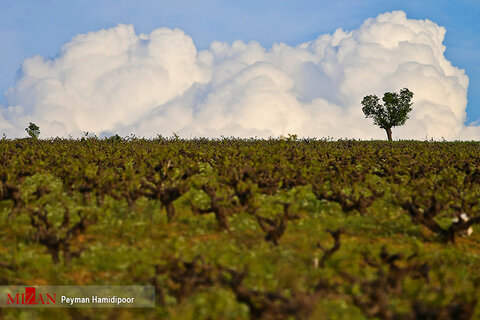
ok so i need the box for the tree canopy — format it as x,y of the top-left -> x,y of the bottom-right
361,88 -> 414,141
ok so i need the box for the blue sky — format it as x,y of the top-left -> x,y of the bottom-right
1,0 -> 479,122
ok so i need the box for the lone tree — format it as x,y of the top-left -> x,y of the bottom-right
361,87 -> 413,141
25,122 -> 40,139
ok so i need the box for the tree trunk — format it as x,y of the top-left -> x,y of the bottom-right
49,247 -> 60,264
385,128 -> 392,141
166,202 -> 175,222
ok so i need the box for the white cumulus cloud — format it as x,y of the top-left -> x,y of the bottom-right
1,11 -> 476,140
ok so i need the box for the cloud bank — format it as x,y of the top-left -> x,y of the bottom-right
1,11 -> 478,139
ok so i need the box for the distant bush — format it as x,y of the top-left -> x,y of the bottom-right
25,122 -> 40,139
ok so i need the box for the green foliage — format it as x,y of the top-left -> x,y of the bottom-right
362,88 -> 414,140
25,122 -> 40,139
0,138 -> 479,319
106,134 -> 123,142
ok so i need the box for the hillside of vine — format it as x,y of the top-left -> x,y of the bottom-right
1,137 -> 480,319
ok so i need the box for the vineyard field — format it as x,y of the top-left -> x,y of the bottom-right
1,137 -> 480,319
